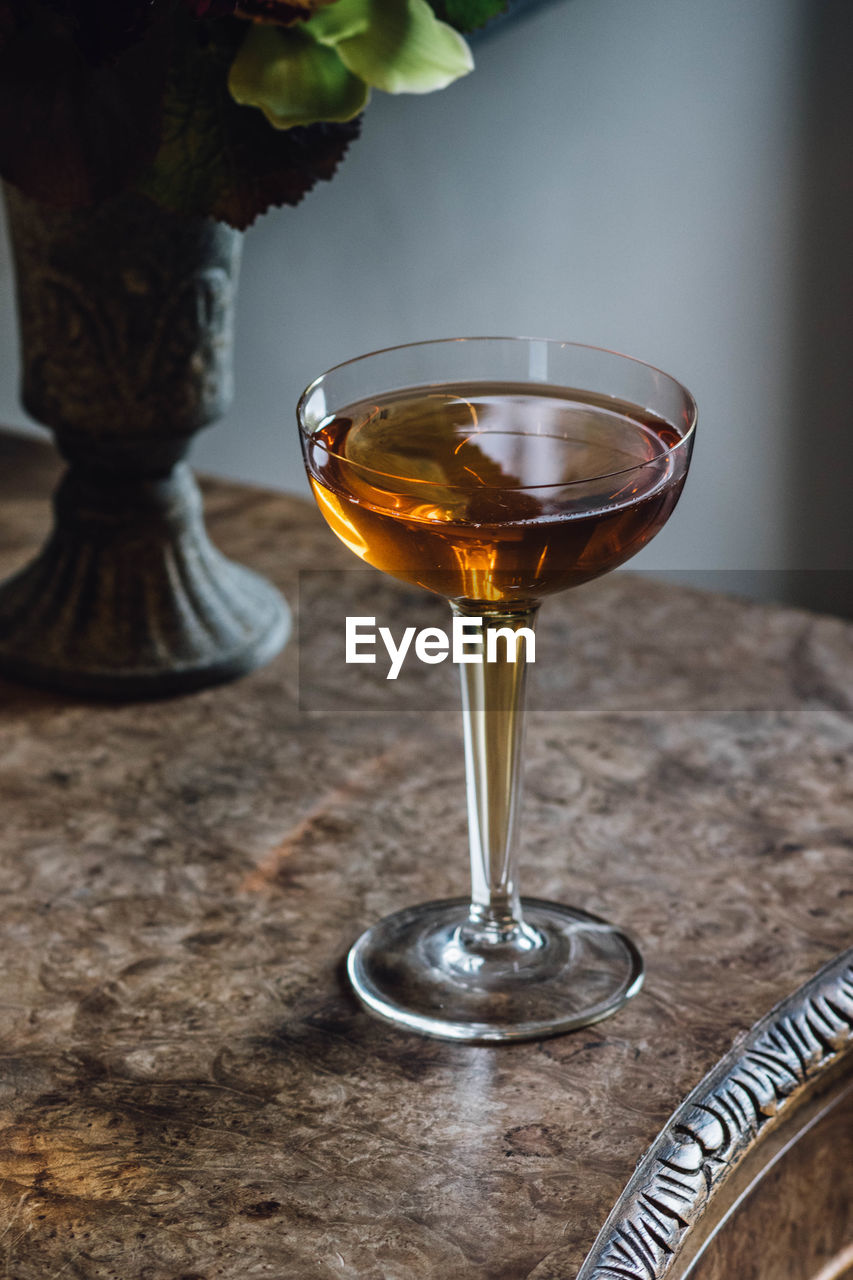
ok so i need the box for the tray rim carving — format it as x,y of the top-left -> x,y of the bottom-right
577,947 -> 853,1279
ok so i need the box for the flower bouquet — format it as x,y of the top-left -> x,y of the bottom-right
0,0 -> 500,226
0,0 -> 502,698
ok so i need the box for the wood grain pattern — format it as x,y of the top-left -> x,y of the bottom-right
0,431 -> 851,1278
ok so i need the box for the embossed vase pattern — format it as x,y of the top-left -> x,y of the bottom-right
0,185 -> 289,697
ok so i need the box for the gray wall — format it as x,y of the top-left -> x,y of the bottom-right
1,0 -> 850,612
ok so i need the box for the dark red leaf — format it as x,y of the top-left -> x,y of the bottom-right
134,15 -> 361,227
0,4 -> 170,206
234,0 -> 321,21
184,0 -> 238,16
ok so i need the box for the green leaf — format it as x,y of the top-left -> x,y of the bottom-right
429,0 -> 508,34
303,0 -> 373,47
134,15 -> 361,228
329,0 -> 474,94
228,21 -> 369,128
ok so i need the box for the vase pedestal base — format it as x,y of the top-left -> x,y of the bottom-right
0,462 -> 290,700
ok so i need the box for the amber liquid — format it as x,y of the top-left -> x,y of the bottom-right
305,381 -> 690,607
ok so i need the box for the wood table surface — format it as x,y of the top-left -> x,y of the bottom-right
0,429 -> 851,1279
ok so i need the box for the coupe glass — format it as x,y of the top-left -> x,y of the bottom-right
297,338 -> 696,1042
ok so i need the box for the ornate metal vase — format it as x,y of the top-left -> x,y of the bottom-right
0,186 -> 289,698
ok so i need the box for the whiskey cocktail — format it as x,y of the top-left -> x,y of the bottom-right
299,338 -> 696,1041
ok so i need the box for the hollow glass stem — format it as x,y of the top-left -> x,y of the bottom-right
345,596 -> 644,1040
455,604 -> 540,949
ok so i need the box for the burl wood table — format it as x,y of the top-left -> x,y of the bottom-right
1,430 -> 851,1279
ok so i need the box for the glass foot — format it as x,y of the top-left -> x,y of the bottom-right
347,897 -> 644,1043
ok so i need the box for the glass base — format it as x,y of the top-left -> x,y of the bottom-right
347,896 -> 644,1043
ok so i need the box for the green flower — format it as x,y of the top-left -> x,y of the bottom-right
228,0 -> 474,129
